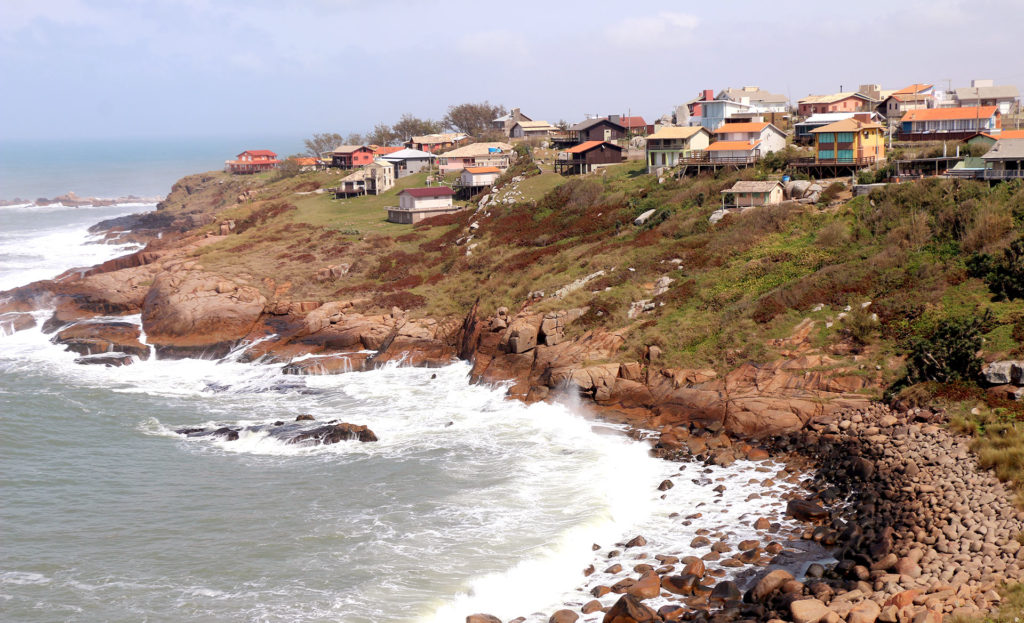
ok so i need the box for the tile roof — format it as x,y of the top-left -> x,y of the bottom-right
239,150 -> 277,157
619,116 -> 648,128
293,157 -> 318,166
810,118 -> 883,133
706,140 -> 760,152
565,140 -> 621,154
464,166 -> 501,174
440,142 -> 513,157
375,146 -> 404,155
799,92 -> 874,104
721,180 -> 783,193
646,126 -> 707,140
902,106 -> 999,122
713,122 -> 769,134
331,145 -> 373,154
893,83 -> 933,95
401,187 -> 455,198
410,133 -> 468,144
999,130 -> 1024,139
982,138 -> 1024,161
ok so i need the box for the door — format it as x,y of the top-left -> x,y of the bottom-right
604,129 -> 611,141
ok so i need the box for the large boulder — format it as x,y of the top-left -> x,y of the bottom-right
602,594 -> 661,623
751,569 -> 794,601
0,311 -> 36,334
53,321 -> 150,359
787,499 -> 829,522
983,361 -> 1024,385
141,271 -> 266,357
790,599 -> 832,623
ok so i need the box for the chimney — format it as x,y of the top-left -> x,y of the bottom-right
609,114 -> 620,124
853,113 -> 869,122
703,89 -> 714,101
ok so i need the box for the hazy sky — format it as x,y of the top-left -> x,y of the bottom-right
1,0 -> 1022,142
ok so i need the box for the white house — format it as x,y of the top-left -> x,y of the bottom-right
388,187 -> 458,224
711,122 -> 786,156
459,166 -> 501,188
510,120 -> 556,139
645,126 -> 711,172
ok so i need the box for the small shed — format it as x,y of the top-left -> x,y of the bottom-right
388,187 -> 458,224
720,180 -> 785,207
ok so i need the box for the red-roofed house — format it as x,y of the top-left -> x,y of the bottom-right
711,122 -> 786,157
330,145 -> 376,169
898,106 -> 1001,141
554,141 -> 624,175
225,150 -> 279,174
388,187 -> 458,224
619,116 -> 651,136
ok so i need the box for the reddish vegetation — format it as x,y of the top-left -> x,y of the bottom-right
371,290 -> 426,311
234,202 -> 296,234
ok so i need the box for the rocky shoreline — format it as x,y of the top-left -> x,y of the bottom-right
1,206 -> 1022,623
0,191 -> 165,208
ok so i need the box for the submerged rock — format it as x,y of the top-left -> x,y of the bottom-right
174,420 -> 377,445
74,352 -> 136,367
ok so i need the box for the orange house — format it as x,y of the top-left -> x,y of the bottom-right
225,150 -> 279,174
330,145 -> 376,169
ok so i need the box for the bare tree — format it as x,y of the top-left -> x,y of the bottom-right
366,123 -> 399,146
392,113 -> 444,142
303,132 -> 343,157
443,101 -> 505,136
345,132 -> 365,146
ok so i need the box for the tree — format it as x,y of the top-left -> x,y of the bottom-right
366,123 -> 399,146
443,101 -> 505,136
968,236 -> 1024,301
392,113 -> 444,142
304,132 -> 343,157
902,314 -> 988,385
345,132 -> 364,146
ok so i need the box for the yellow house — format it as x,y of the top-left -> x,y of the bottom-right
810,116 -> 885,164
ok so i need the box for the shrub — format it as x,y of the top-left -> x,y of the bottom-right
901,314 -> 987,386
818,182 -> 846,205
967,236 -> 1024,301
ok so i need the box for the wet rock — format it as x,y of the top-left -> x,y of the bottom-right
786,499 -> 829,522
55,321 -> 149,359
295,414 -> 315,421
625,535 -> 647,548
662,574 -> 698,595
751,569 -> 794,601
847,600 -> 881,623
74,352 -> 135,367
0,311 -> 36,334
658,480 -> 674,491
709,580 -> 741,603
627,571 -> 661,600
287,423 -> 377,444
582,600 -> 603,615
602,594 -> 660,622
467,615 -> 502,623
790,598 -> 831,623
548,609 -> 578,623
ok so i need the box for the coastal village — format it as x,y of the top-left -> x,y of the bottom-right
226,79 -> 1022,225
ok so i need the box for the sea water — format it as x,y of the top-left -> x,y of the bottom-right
0,203 -> 800,622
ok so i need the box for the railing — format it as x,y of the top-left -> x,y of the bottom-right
793,156 -> 877,166
983,169 -> 1024,180
678,153 -> 760,165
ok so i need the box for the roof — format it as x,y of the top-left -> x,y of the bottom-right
239,149 -> 277,157
400,187 -> 455,198
374,146 -> 403,155
721,180 -> 784,193
999,130 -> 1024,139
902,106 -> 999,122
646,126 -> 707,140
887,92 -> 933,102
331,145 -> 373,154
796,112 -> 865,126
464,166 -> 501,174
619,116 -> 648,129
713,122 -> 769,134
955,85 -> 1020,101
706,140 -> 760,152
512,120 -> 555,130
293,157 -> 317,166
409,133 -> 468,144
565,140 -> 623,154
571,117 -> 625,132
717,87 -> 788,105
380,148 -> 436,160
893,83 -> 933,95
799,92 -> 875,105
981,138 -> 1024,161
440,142 -> 513,157
810,118 -> 884,133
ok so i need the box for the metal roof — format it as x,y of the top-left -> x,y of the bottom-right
982,138 -> 1024,161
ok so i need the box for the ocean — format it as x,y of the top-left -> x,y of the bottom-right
0,201 -> 799,622
0,137 -> 305,201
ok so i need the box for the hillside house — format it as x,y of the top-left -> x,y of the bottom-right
437,142 -> 512,174
720,180 -> 785,207
880,92 -> 934,120
492,108 -> 532,135
795,112 -> 884,143
704,141 -> 761,164
405,133 -> 469,153
330,145 -> 376,169
331,161 -> 395,198
898,106 -> 1001,141
619,116 -> 651,136
510,120 -> 556,139
798,92 -> 876,116
809,116 -> 885,164
457,166 -> 501,195
645,126 -> 711,172
569,117 -> 626,144
225,150 -> 279,174
687,88 -> 788,131
717,86 -> 788,111
293,157 -> 321,172
955,80 -> 1020,115
712,122 -> 786,156
381,148 -> 436,178
388,187 -> 458,224
981,138 -> 1024,180
554,141 -> 624,175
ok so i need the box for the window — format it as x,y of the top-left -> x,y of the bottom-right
838,149 -> 854,162
819,149 -> 835,160
818,132 -> 834,143
837,132 -> 854,143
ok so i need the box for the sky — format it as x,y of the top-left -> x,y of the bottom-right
1,0 -> 1023,142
